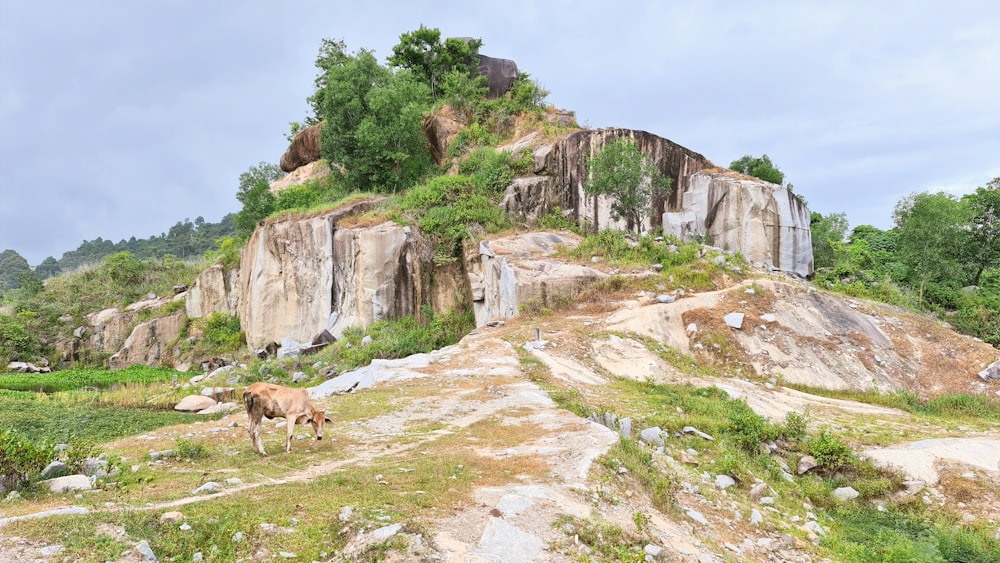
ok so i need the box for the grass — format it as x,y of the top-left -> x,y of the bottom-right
783,384 -> 1000,423
0,365 -> 182,393
0,389 -> 213,446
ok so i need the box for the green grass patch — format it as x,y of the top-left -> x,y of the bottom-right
783,385 -> 1000,423
0,365 -> 182,393
822,505 -> 1000,562
0,389 -> 213,445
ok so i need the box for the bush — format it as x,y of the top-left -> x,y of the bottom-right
194,313 -> 245,353
0,427 -> 54,491
723,401 -> 778,455
809,429 -> 856,472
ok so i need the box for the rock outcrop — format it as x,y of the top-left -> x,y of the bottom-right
236,198 -> 461,348
468,232 -> 606,326
269,160 -> 334,194
279,122 -> 323,173
664,171 -> 813,277
185,264 -> 239,319
423,105 -> 464,166
108,310 -> 185,370
503,127 -> 813,277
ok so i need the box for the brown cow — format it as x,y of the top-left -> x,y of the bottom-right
243,382 -> 332,456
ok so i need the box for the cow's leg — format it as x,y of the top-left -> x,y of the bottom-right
250,414 -> 267,456
285,417 -> 295,453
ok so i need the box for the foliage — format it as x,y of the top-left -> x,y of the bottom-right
0,365 -> 182,393
387,26 -> 481,98
808,429 -> 856,472
0,249 -> 31,293
823,506 -> 1000,562
438,70 -> 489,124
33,256 -> 61,280
192,313 -> 245,353
723,400 -> 779,455
234,162 -> 283,240
0,427 -> 54,490
729,153 -> 785,185
0,388 -> 210,445
893,191 -> 967,305
317,307 -> 474,375
584,137 -> 672,234
318,48 -> 435,193
962,178 -> 1000,285
810,211 -> 849,270
0,314 -> 36,364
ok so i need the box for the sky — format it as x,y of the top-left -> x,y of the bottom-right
2,1 -> 998,266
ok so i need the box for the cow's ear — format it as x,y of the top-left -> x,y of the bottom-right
324,416 -> 333,424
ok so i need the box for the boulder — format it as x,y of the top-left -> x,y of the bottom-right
500,176 -> 560,222
476,54 -> 519,99
175,395 -> 217,412
40,474 -> 93,493
108,311 -> 185,370
185,264 -> 238,319
469,232 -> 606,326
978,359 -> 1000,382
269,160 -> 335,194
279,122 -> 323,172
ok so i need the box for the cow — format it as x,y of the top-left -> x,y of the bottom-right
243,382 -> 332,456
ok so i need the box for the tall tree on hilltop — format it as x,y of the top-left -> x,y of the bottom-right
810,212 -> 849,270
318,48 -> 433,193
234,162 -> 283,240
387,25 -> 481,98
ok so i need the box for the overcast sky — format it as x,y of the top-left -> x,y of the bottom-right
2,1 -> 998,266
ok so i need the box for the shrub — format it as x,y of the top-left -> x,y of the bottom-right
195,313 -> 245,352
0,427 -> 54,491
809,429 -> 856,472
723,401 -> 778,455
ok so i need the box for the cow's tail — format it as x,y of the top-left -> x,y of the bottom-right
243,389 -> 255,413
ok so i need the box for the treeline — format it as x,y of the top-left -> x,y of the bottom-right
811,178 -> 1000,346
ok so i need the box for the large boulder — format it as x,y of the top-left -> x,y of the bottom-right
279,122 -> 323,173
477,54 -> 519,99
108,311 -> 185,370
469,232 -> 606,326
663,171 -> 813,277
185,264 -> 239,319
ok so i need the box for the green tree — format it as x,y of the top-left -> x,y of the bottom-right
0,250 -> 30,293
306,38 -> 350,123
234,162 -> 283,239
810,212 -> 849,269
318,49 -> 434,193
584,137 -> 673,235
387,26 -> 481,98
729,154 -> 785,185
34,256 -> 61,280
962,177 -> 1000,286
893,192 -> 966,305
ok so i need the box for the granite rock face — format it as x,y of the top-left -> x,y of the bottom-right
236,198 -> 462,347
663,172 -> 813,277
108,310 -> 185,370
185,264 -> 239,319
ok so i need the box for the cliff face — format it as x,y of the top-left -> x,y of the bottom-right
664,172 -> 813,277
502,127 -> 814,277
235,199 -> 460,348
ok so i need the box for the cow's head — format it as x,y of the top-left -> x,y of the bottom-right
299,411 -> 334,440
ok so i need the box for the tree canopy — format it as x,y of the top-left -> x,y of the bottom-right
387,25 -> 481,98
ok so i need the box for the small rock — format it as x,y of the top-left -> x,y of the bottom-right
724,312 -> 745,329
41,460 -> 69,479
639,427 -> 664,447
232,531 -> 244,543
832,487 -> 859,502
715,475 -> 736,489
796,455 -> 818,475
361,335 -> 373,346
750,508 -> 763,526
192,482 -> 220,494
133,540 -> 157,561
644,544 -> 662,557
160,511 -> 184,523
682,426 -> 714,441
686,509 -> 709,525
760,496 -> 774,505
179,523 -> 192,531
656,294 -> 676,304
750,483 -> 769,500
686,323 -> 697,334
761,313 -> 777,323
